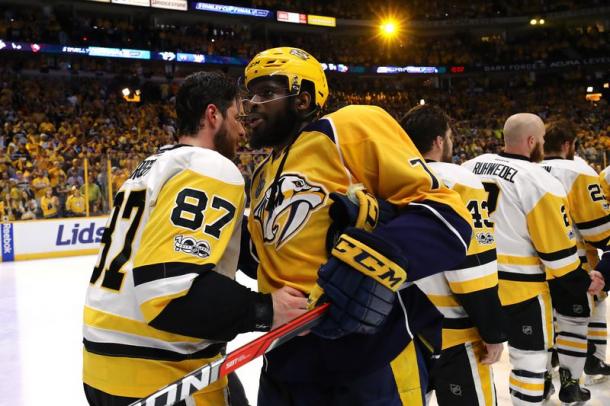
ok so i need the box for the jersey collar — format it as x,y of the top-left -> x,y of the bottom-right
499,152 -> 531,162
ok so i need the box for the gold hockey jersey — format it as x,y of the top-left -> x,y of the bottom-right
248,105 -> 472,295
601,166 -> 610,204
541,157 -> 610,269
463,153 -> 580,306
418,162 -> 500,349
83,144 -> 245,398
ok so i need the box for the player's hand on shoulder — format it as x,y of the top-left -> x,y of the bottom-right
311,227 -> 408,340
270,286 -> 308,330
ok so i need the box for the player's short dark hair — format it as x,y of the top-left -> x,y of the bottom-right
399,104 -> 451,154
544,119 -> 576,153
175,71 -> 237,138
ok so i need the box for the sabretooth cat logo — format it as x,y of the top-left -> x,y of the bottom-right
253,173 -> 326,248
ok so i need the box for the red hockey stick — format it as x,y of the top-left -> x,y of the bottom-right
128,303 -> 329,406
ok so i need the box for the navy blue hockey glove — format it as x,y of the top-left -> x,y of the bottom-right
312,227 -> 408,339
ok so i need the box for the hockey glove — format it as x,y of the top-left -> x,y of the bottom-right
312,227 -> 408,339
325,186 -> 397,253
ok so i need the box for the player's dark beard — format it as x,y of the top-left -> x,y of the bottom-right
530,141 -> 544,163
214,123 -> 235,160
249,105 -> 299,149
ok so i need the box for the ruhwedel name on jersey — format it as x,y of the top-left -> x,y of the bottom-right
1,216 -> 108,262
472,161 -> 519,183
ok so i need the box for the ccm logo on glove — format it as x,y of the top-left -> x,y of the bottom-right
332,234 -> 407,290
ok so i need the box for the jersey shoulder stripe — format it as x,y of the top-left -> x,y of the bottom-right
428,161 -> 483,190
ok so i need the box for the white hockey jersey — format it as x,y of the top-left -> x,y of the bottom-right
541,157 -> 610,269
463,153 -> 580,305
83,144 -> 245,397
417,162 -> 499,349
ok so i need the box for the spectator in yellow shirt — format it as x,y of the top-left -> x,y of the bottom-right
48,163 -> 66,188
31,170 -> 51,201
66,187 -> 86,217
40,188 -> 59,219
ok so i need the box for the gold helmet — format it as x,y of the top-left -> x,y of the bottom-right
244,47 -> 329,109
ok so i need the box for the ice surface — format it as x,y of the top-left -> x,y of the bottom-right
1,256 -> 609,405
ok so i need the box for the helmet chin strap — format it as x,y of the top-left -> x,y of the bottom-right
265,101 -> 319,213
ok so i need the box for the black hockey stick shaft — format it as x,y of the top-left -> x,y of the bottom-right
128,303 -> 329,406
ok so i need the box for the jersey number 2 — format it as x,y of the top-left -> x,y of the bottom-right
90,190 -> 146,291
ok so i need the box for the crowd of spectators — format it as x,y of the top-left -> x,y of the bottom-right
1,69 -> 608,221
1,6 -> 609,68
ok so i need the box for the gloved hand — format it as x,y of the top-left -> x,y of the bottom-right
312,227 -> 408,339
325,186 -> 396,253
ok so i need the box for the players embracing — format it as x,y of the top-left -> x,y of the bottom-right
241,47 -> 474,405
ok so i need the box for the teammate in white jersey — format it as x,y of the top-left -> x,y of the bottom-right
82,72 -> 308,406
541,120 -> 610,387
401,104 -> 506,406
463,113 -> 604,405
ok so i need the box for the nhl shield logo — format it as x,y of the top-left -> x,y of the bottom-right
449,384 -> 462,396
522,325 -> 533,335
573,304 -> 584,314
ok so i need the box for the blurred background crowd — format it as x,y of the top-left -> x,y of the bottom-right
0,0 -> 608,220
1,4 -> 608,66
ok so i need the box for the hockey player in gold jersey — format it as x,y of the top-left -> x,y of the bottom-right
601,166 -> 610,204
82,72 -> 309,406
541,120 -> 610,387
463,113 -> 604,405
242,47 -> 474,405
401,104 -> 506,406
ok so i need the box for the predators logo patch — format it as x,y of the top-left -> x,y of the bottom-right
252,173 -> 326,248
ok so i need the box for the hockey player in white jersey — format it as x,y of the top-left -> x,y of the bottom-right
541,120 -> 610,387
401,105 -> 507,406
82,72 -> 308,406
463,113 -> 604,405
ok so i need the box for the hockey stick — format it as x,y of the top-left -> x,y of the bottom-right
128,302 -> 329,406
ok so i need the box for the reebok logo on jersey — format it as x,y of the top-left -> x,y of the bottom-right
174,235 -> 211,259
252,173 -> 326,248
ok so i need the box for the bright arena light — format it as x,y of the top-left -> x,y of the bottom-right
419,99 -> 425,105
122,87 -> 131,97
380,19 -> 399,38
587,86 -> 594,93
539,18 -> 545,25
530,19 -> 537,25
